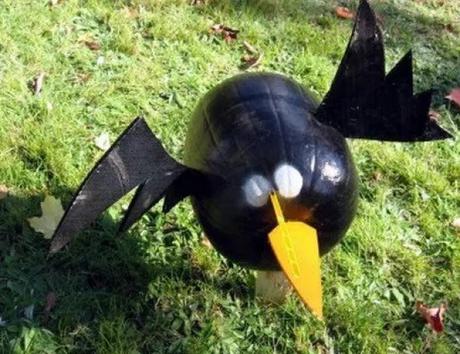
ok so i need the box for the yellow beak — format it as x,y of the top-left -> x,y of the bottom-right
268,193 -> 323,320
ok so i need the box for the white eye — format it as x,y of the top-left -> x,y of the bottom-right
243,175 -> 272,207
274,164 -> 303,198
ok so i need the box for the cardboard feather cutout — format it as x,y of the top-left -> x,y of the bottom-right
49,118 -> 189,253
315,0 -> 451,141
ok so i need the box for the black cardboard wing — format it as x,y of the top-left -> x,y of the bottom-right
315,0 -> 451,141
50,117 -> 187,253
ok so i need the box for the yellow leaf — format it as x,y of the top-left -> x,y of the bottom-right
28,196 -> 64,239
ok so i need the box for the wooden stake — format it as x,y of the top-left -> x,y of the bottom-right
255,270 -> 291,304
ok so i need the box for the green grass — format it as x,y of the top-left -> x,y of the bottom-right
0,0 -> 459,352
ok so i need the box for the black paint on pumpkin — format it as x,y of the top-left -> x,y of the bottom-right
183,73 -> 358,269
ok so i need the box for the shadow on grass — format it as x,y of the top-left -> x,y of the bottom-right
0,191 -> 148,321
0,190 -> 253,351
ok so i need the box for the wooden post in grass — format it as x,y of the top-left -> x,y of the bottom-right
255,270 -> 291,304
203,233 -> 291,303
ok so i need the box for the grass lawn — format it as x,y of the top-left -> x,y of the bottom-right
0,0 -> 459,352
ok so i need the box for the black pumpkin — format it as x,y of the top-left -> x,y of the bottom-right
184,72 -> 358,269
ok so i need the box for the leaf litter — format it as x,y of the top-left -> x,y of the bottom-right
210,24 -> 239,43
416,301 -> 447,333
29,72 -> 45,96
240,41 -> 263,70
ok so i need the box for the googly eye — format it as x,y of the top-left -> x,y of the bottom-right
243,175 -> 272,207
274,164 -> 303,198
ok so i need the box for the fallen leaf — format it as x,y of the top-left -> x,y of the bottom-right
84,40 -> 101,51
416,301 -> 447,333
210,24 -> 239,42
240,53 -> 263,70
452,218 -> 460,229
28,195 -> 64,239
372,171 -> 382,182
335,6 -> 355,20
94,132 -> 111,151
78,33 -> 101,51
30,72 -> 45,96
240,41 -> 263,70
446,88 -> 460,108
243,41 -> 258,55
0,185 -> 8,200
44,292 -> 57,320
428,110 -> 441,121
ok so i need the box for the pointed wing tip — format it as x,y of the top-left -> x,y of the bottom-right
422,122 -> 454,141
415,90 -> 453,141
358,0 -> 371,12
130,116 -> 148,130
400,50 -> 413,66
357,0 -> 376,23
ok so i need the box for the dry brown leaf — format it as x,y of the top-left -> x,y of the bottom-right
241,41 -> 263,70
335,6 -> 355,20
446,88 -> 460,108
372,171 -> 382,182
240,53 -> 263,70
416,301 -> 447,333
243,41 -> 258,55
30,72 -> 45,96
210,24 -> 239,42
445,23 -> 454,33
428,110 -> 441,121
84,40 -> 101,51
0,185 -> 8,200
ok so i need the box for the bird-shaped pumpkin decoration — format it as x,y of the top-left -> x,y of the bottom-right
50,0 -> 451,319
